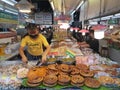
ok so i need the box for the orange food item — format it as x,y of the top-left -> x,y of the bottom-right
37,66 -> 47,77
27,66 -> 47,81
27,67 -> 39,81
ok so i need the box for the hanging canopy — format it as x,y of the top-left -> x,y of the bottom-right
79,29 -> 89,33
91,24 -> 107,30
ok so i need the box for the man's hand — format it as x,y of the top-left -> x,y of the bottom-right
41,55 -> 46,64
22,56 -> 28,64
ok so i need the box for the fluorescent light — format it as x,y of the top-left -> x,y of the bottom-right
115,13 -> 120,16
5,9 -> 18,15
0,7 -> 3,10
5,6 -> 18,12
15,0 -> 34,13
71,10 -> 75,15
94,30 -> 104,39
50,2 -> 54,10
109,25 -> 114,29
76,0 -> 84,10
101,15 -> 113,20
19,9 -> 31,13
10,0 -> 17,3
71,0 -> 84,15
1,0 -> 15,6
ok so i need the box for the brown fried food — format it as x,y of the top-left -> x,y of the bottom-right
85,78 -> 101,88
47,69 -> 58,75
43,75 -> 57,87
80,70 -> 94,78
47,64 -> 58,70
27,67 -> 39,81
98,76 -> 114,85
71,67 -> 80,75
58,64 -> 70,73
58,74 -> 70,85
58,70 -> 69,75
37,66 -> 47,77
71,75 -> 84,87
76,64 -> 89,70
27,81 -> 40,87
27,76 -> 43,84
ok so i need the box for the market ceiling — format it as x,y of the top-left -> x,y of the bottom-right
15,0 -> 83,15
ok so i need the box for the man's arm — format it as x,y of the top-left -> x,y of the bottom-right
41,45 -> 51,63
19,46 -> 28,63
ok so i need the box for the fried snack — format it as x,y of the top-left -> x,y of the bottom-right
76,64 -> 89,70
113,78 -> 120,86
80,70 -> 94,78
27,76 -> 43,87
71,75 -> 84,87
47,64 -> 58,75
85,78 -> 101,88
111,64 -> 120,68
47,64 -> 58,70
43,75 -> 57,87
58,64 -> 70,73
27,81 -> 40,87
105,69 -> 118,76
27,67 -> 39,81
58,70 -> 69,75
98,76 -> 114,85
69,65 -> 76,71
70,67 -> 80,75
27,76 -> 43,84
58,74 -> 70,85
47,69 -> 58,75
37,66 -> 47,77
100,64 -> 112,70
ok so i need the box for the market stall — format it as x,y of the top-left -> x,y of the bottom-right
0,34 -> 120,90
0,55 -> 120,90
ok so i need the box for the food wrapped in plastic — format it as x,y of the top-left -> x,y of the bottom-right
17,68 -> 29,79
62,57 -> 75,64
47,56 -> 57,64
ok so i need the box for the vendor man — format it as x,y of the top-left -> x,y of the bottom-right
19,23 -> 50,64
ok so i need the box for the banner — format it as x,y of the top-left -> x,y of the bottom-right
0,11 -> 18,24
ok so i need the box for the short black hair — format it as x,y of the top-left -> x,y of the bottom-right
25,23 -> 38,30
89,29 -> 94,34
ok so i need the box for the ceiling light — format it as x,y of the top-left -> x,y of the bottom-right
1,0 -> 16,6
115,13 -> 120,16
5,9 -> 18,15
71,0 -> 84,15
0,7 -> 3,11
76,0 -> 84,10
50,1 -> 54,10
15,0 -> 34,13
94,30 -> 104,39
19,9 -> 31,13
92,24 -> 107,39
79,29 -> 89,36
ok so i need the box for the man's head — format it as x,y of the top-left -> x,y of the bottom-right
26,23 -> 39,39
89,30 -> 94,39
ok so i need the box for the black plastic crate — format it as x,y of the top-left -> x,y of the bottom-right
19,86 -> 46,90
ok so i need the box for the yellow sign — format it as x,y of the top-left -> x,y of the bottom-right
0,18 -> 18,24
